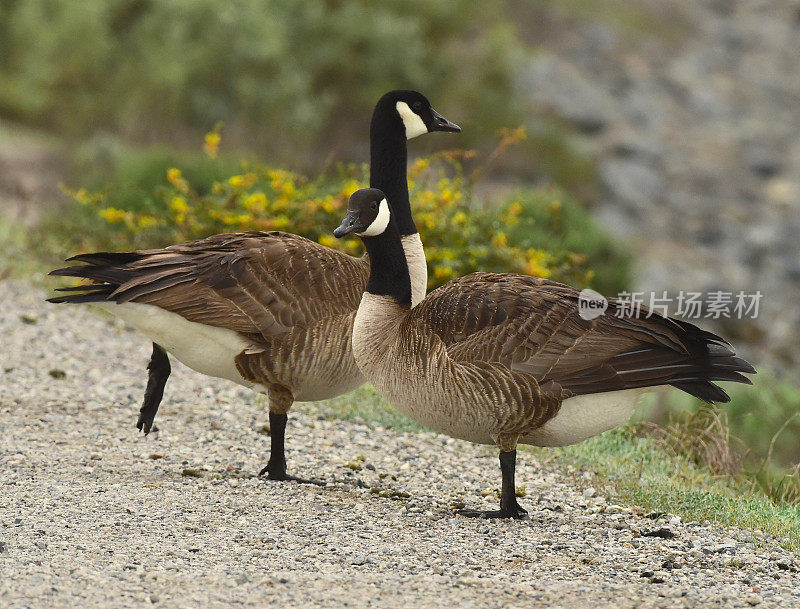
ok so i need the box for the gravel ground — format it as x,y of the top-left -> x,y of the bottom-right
2,279 -> 799,608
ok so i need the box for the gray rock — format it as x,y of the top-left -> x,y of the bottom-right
516,0 -> 800,369
600,159 -> 664,212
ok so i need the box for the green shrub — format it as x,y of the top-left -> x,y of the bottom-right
648,372 -> 800,470
46,136 -> 628,293
641,371 -> 800,505
0,0 -> 525,156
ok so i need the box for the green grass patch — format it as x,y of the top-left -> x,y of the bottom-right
643,371 -> 800,469
528,427 -> 800,550
307,385 -> 426,434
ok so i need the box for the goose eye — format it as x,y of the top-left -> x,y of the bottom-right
412,101 -> 423,113
370,201 -> 378,210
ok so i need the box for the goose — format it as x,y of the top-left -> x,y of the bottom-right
334,188 -> 756,518
48,91 -> 460,483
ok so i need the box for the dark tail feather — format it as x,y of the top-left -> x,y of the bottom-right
562,316 -> 757,404
49,263 -> 132,286
670,381 -> 731,404
47,252 -> 145,304
665,322 -> 755,403
46,283 -> 115,304
66,251 -> 145,266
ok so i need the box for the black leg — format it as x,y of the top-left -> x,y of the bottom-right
457,450 -> 528,519
259,412 -> 323,485
137,343 -> 170,434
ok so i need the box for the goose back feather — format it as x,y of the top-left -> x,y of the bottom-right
50,231 -> 370,400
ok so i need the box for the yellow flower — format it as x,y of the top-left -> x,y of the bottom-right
318,234 -> 336,248
243,192 -> 268,212
492,232 -> 508,247
340,179 -> 364,199
525,249 -> 552,278
416,211 -> 436,230
72,188 -> 91,205
98,207 -> 126,223
410,157 -> 430,176
167,168 -> 189,193
203,131 -> 221,158
273,215 -> 290,230
268,171 -> 284,191
229,173 -> 257,190
222,213 -> 252,225
321,196 -> 339,214
434,266 -> 453,280
281,181 -> 295,197
137,215 -> 159,229
416,189 -> 435,208
506,201 -> 522,216
451,211 -> 467,225
169,196 -> 189,214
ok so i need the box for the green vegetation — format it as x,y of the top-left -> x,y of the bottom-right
0,0 -> 524,154
316,386 -> 426,434
543,427 -> 800,550
0,0 -> 605,193
503,181 -> 630,294
641,372 -> 800,506
650,371 -> 800,467
43,134 -> 629,293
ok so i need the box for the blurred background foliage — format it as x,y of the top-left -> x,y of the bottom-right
49,131 -> 630,294
0,0 -> 596,190
0,0 -> 524,158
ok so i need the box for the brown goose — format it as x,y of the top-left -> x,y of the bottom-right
334,188 -> 755,518
48,91 -> 460,483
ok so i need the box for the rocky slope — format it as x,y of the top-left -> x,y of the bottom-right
522,0 -> 800,368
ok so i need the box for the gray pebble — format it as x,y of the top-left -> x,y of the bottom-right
1,280 -> 797,608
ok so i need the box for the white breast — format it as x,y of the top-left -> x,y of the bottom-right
522,388 -> 650,447
93,302 -> 253,388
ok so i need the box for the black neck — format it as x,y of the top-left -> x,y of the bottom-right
362,223 -> 412,307
370,110 -> 416,237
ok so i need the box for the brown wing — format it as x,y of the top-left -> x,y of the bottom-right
49,231 -> 369,343
406,273 -> 754,402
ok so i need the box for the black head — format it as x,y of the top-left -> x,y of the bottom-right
333,188 -> 391,238
374,90 -> 461,140
335,188 -> 411,305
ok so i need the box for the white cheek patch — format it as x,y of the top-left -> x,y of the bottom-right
357,199 -> 391,237
396,101 -> 428,139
